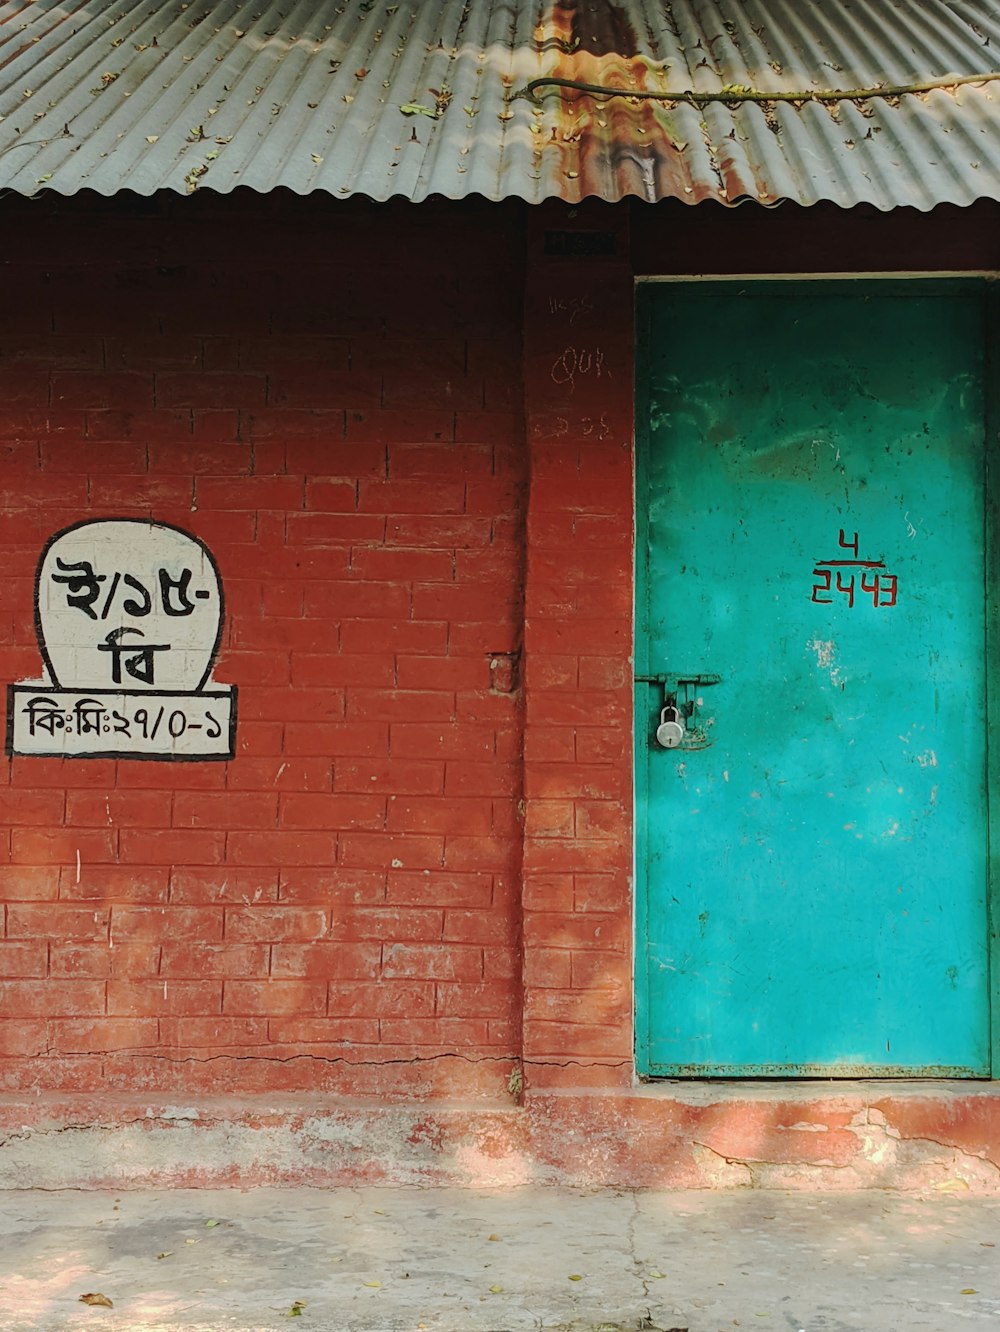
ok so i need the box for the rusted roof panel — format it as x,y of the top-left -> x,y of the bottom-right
1,0 -> 999,208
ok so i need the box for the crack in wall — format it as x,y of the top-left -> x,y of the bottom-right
850,1104 -> 1000,1183
687,1108 -> 1000,1188
99,1050 -> 513,1069
37,1051 -> 634,1072
43,1050 -> 632,1074
0,1119 -> 154,1148
525,1058 -> 632,1070
689,1140 -> 755,1186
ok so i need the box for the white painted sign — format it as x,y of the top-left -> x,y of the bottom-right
6,519 -> 237,760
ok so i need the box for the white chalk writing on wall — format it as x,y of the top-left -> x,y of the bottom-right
550,346 -> 611,393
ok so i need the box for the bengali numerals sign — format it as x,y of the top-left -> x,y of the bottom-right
7,519 -> 237,761
810,530 -> 897,609
8,688 -> 235,758
50,558 -> 210,687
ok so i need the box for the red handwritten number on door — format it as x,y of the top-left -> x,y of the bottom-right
811,530 -> 898,608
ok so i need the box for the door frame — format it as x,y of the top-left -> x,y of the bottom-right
633,271 -> 1000,1079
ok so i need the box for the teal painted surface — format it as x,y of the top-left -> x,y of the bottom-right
636,281 -> 991,1076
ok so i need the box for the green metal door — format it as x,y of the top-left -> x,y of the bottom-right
635,279 -> 993,1077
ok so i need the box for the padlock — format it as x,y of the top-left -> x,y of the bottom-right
656,704 -> 685,749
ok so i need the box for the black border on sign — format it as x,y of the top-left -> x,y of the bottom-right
5,685 -> 238,762
34,517 -> 226,692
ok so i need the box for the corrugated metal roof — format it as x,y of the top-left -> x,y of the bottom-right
1,0 -> 1000,208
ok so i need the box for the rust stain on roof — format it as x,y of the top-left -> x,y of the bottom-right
538,1 -> 642,59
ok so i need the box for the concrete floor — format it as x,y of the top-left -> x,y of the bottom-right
0,1186 -> 998,1331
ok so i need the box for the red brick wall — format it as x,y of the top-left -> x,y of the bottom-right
520,208 -> 635,1089
5,191 -> 983,1108
0,193 -> 527,1099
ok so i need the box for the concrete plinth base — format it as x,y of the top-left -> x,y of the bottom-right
0,1083 -> 997,1191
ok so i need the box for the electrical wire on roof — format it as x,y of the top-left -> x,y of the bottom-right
515,71 -> 1000,106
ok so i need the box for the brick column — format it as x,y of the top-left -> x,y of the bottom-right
521,204 -> 635,1090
